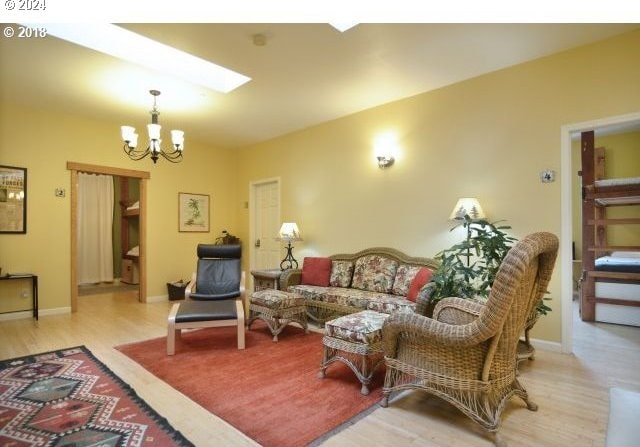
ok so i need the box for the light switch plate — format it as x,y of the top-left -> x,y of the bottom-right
540,169 -> 555,183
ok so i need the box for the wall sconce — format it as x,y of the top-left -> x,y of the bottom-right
376,155 -> 395,169
374,133 -> 398,169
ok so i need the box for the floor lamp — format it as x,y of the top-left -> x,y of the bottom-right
449,197 -> 486,266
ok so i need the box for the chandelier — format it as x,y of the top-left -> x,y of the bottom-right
121,90 -> 184,164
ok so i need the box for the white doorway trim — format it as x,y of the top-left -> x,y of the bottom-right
249,177 -> 281,273
560,111 -> 640,353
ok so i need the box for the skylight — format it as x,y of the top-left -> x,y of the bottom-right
329,22 -> 359,32
27,23 -> 251,94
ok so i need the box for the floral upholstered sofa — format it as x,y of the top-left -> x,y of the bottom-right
280,247 -> 439,325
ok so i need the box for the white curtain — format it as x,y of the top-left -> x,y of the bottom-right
77,173 -> 114,285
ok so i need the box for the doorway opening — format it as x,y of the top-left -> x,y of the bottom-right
67,162 -> 150,312
560,111 -> 640,353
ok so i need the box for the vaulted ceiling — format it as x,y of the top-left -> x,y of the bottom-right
1,23 -> 637,149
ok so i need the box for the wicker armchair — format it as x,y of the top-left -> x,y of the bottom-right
381,232 -> 558,447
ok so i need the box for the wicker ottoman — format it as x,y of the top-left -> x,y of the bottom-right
247,289 -> 308,341
319,310 -> 389,395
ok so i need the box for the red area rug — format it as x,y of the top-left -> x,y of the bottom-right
0,346 -> 193,446
116,321 -> 384,447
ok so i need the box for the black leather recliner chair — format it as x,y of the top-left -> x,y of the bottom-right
167,244 -> 246,355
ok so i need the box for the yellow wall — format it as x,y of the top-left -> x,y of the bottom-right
572,131 -> 640,260
236,29 -> 640,342
0,101 -> 238,313
2,29 -> 639,343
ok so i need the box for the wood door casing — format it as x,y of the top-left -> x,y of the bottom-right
67,162 -> 149,312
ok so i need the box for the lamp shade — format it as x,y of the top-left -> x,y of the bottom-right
171,130 -> 184,149
278,222 -> 302,241
449,197 -> 486,220
147,123 -> 161,140
121,125 -> 135,141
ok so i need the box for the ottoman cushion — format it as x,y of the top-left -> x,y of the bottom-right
325,310 -> 389,345
251,289 -> 304,310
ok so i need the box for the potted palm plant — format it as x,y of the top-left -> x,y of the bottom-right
427,215 -> 551,316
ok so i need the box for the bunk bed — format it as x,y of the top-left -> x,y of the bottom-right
580,130 -> 640,326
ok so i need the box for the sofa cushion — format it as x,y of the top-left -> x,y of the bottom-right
301,257 -> 332,286
289,285 -> 407,311
407,267 -> 434,302
351,255 -> 399,294
366,296 -> 416,314
391,264 -> 423,296
329,261 -> 354,288
251,289 -> 305,310
325,310 -> 390,345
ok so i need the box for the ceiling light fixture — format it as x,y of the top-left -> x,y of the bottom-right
31,23 -> 251,93
121,90 -> 184,164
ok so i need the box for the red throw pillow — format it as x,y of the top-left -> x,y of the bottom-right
407,267 -> 433,302
301,257 -> 332,286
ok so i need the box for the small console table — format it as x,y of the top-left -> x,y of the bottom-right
0,274 -> 38,320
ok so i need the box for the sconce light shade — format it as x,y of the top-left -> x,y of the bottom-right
374,133 -> 398,169
376,155 -> 395,169
449,197 -> 486,220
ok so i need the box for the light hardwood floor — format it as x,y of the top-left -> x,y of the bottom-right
1,292 -> 639,446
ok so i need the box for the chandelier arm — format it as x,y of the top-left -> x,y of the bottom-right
123,144 -> 152,161
160,149 -> 184,163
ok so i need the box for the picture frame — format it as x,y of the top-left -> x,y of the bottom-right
178,192 -> 210,233
0,165 -> 27,234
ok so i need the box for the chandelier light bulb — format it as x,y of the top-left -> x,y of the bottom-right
171,130 -> 184,150
129,133 -> 138,149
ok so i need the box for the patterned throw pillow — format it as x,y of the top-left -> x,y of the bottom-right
329,261 -> 354,288
391,264 -> 422,296
351,255 -> 399,294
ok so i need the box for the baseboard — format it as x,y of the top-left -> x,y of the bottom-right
0,311 -> 33,321
40,307 -> 72,316
146,295 -> 168,303
530,337 -> 562,353
0,306 -> 71,321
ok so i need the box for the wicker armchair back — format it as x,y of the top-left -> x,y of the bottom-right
381,232 -> 559,446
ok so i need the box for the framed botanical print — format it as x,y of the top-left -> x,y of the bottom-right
0,165 -> 27,234
178,192 -> 210,232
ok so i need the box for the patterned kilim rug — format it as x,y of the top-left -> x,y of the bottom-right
0,346 -> 193,446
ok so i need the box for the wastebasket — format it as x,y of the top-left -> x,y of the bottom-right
167,280 -> 188,300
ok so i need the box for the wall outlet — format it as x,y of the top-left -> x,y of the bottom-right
55,188 -> 66,197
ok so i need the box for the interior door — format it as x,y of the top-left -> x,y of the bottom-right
251,179 -> 281,272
